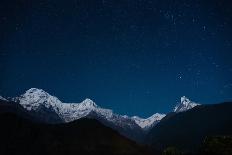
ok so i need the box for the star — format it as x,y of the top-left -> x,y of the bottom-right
203,25 -> 206,31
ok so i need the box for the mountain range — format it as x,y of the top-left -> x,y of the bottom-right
0,88 -> 198,141
1,88 -> 231,154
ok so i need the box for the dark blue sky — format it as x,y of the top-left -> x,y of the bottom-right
1,0 -> 232,117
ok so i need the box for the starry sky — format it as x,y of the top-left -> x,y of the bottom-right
1,0 -> 232,117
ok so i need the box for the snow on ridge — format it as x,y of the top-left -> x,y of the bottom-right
13,88 -> 165,129
131,113 -> 166,129
174,96 -> 200,112
1,88 -> 201,129
17,88 -> 62,111
13,88 -> 115,123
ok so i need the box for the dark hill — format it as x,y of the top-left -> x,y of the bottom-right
0,103 -> 152,155
146,102 -> 232,153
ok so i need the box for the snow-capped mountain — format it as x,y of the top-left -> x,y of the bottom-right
0,89 -> 201,128
7,88 -> 145,141
131,113 -> 166,130
174,96 -> 200,112
15,88 -> 114,123
11,88 -> 164,131
0,88 -> 203,142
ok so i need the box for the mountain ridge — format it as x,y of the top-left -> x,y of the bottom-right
0,88 -> 201,142
10,88 -> 166,129
174,96 -> 200,112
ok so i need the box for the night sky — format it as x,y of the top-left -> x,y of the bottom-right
1,0 -> 232,117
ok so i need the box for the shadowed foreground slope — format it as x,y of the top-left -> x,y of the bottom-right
146,102 -> 232,153
0,103 -> 152,155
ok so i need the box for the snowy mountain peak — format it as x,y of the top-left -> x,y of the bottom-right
174,96 -> 200,113
131,113 -> 166,129
26,88 -> 45,93
23,88 -> 51,98
17,88 -> 62,111
80,98 -> 97,108
3,88 -> 204,132
181,96 -> 190,105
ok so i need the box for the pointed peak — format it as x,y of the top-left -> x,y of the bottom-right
174,96 -> 200,113
80,98 -> 97,108
18,88 -> 62,111
83,98 -> 94,103
21,88 -> 51,100
181,96 -> 191,104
